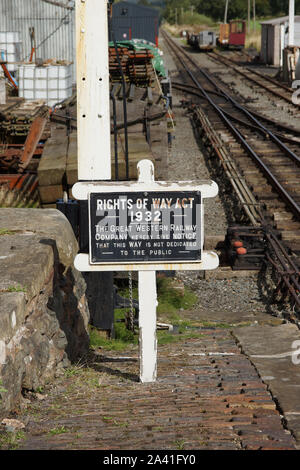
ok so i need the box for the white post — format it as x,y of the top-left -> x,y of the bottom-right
76,0 -> 111,181
289,0 -> 295,46
137,160 -> 157,383
280,23 -> 285,67
248,0 -> 251,34
139,271 -> 157,383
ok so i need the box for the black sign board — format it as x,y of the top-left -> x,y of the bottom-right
89,191 -> 202,264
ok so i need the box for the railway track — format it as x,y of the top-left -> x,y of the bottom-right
207,51 -> 297,111
162,30 -> 300,315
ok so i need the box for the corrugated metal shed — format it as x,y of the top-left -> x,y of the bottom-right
110,1 -> 159,45
260,16 -> 300,66
0,0 -> 76,80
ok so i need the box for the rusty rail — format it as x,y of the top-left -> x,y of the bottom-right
207,51 -> 298,108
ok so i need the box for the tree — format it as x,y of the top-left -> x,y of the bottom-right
163,0 -> 300,23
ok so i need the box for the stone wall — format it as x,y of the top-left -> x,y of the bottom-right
0,208 -> 90,416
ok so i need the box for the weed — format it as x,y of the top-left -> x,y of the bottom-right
199,440 -> 209,447
0,228 -> 15,236
91,277 -> 198,351
0,379 -> 7,395
6,285 -> 26,293
157,329 -> 206,345
48,425 -> 68,436
102,416 -> 128,427
0,430 -> 25,450
197,320 -> 233,329
174,439 -> 186,450
156,277 -> 197,314
89,317 -> 138,352
64,367 -> 81,378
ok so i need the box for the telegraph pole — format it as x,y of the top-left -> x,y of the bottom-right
253,0 -> 256,31
224,0 -> 229,24
248,0 -> 251,33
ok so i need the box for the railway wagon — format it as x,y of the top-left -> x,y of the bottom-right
187,31 -> 216,51
218,20 -> 246,49
197,31 -> 216,50
187,32 -> 198,48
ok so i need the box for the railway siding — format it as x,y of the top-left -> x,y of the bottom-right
158,31 -> 300,446
162,30 -> 300,309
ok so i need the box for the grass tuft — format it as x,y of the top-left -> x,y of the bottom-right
48,426 -> 68,436
89,277 -> 201,351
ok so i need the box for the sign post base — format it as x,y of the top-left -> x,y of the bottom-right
139,270 -> 157,383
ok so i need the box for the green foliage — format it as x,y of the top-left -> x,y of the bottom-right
0,379 -> 7,395
156,277 -> 197,314
163,0 -> 300,24
6,285 -> 26,293
179,12 -> 216,26
174,439 -> 186,450
48,426 -> 67,436
89,311 -> 138,352
0,228 -> 15,236
89,277 -> 198,351
0,430 -> 25,450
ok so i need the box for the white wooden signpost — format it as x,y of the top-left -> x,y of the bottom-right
74,0 -> 219,383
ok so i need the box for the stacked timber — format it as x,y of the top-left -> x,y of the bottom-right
109,47 -> 155,87
38,80 -> 167,206
68,129 -> 155,191
109,47 -> 130,83
38,126 -> 156,206
38,127 -> 68,207
127,49 -> 155,87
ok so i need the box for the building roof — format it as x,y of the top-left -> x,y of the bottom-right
261,16 -> 300,25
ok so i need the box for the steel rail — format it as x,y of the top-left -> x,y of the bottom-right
193,106 -> 262,226
162,30 -> 300,220
172,82 -> 300,146
265,232 -> 300,310
173,79 -> 300,137
208,51 -> 298,106
176,46 -> 300,169
194,66 -> 300,168
216,51 -> 294,93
